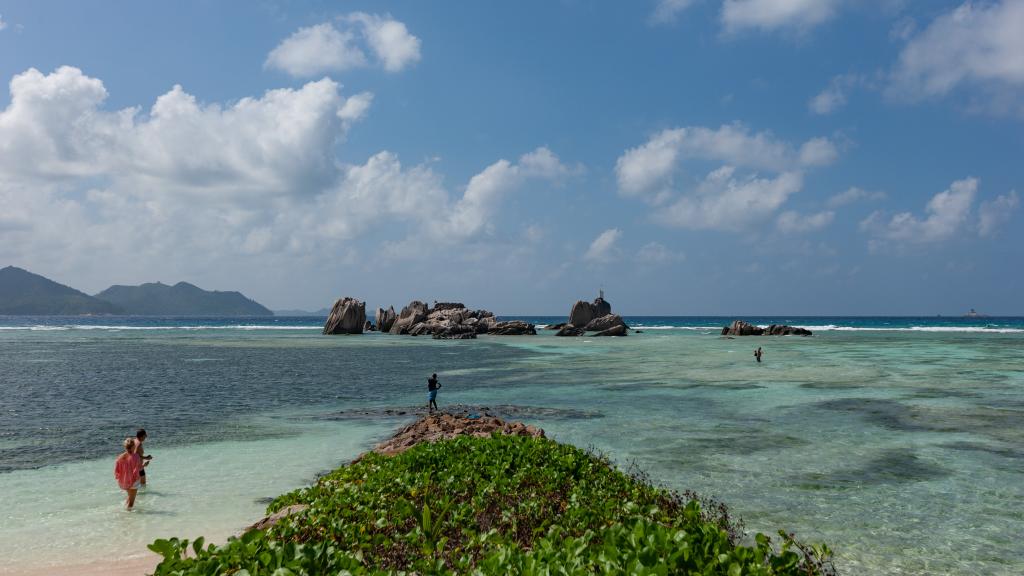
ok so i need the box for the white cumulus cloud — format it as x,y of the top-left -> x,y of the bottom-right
266,14 -> 420,77
615,124 -> 836,203
346,13 -> 422,72
889,1 -> 1024,114
862,178 -> 978,245
615,125 -> 838,231
585,228 -> 623,262
655,167 -> 804,230
0,66 -> 567,287
978,190 -> 1020,237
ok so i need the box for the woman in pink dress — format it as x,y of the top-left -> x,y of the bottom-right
114,437 -> 141,510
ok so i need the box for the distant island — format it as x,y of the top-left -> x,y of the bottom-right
273,308 -> 330,317
96,281 -> 271,316
0,266 -> 122,315
0,266 -> 271,316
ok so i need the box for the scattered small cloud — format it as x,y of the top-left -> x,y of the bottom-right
827,186 -> 886,208
345,13 -> 422,73
266,13 -> 420,77
0,14 -> 7,31
798,137 -> 839,166
978,190 -> 1020,237
635,241 -> 685,263
721,0 -> 843,34
776,210 -> 835,233
585,228 -> 622,262
650,0 -> 697,24
809,73 -> 866,115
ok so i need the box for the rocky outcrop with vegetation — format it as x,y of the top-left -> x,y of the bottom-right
149,414 -> 835,576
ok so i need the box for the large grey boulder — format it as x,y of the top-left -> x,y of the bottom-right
569,300 -> 596,328
720,320 -> 811,336
593,297 -> 611,318
322,297 -> 366,335
594,324 -> 628,337
389,300 -> 429,334
487,320 -> 537,335
583,314 -> 627,332
375,306 -> 397,333
555,324 -> 585,337
764,324 -> 813,336
720,320 -> 763,336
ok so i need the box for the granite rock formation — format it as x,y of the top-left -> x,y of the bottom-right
389,300 -> 429,334
721,320 -> 812,336
372,413 -> 545,457
375,306 -> 397,333
593,324 -> 628,337
583,314 -> 627,332
487,320 -> 537,335
558,293 -> 627,336
322,297 -> 366,334
555,325 -> 585,337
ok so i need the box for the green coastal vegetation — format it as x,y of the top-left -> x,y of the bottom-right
150,434 -> 834,575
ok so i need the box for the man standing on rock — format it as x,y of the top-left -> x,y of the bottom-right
427,373 -> 441,412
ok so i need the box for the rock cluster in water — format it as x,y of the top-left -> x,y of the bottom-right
720,320 -> 812,336
373,413 -> 545,456
335,300 -> 538,338
322,297 -> 367,334
551,293 -> 628,336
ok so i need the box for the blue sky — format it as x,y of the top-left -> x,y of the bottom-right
0,1 -> 1021,314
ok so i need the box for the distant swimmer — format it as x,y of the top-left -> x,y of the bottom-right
114,437 -> 141,510
754,347 -> 763,363
427,373 -> 441,412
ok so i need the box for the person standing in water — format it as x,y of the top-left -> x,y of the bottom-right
114,437 -> 141,510
427,373 -> 441,412
754,347 -> 763,363
135,429 -> 152,486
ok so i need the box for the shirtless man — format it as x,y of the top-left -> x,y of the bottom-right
135,429 -> 152,486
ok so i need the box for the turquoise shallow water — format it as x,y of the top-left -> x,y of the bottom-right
1,316 -> 1022,574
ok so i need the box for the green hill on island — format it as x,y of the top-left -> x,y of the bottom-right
0,266 -> 123,315
95,281 -> 272,316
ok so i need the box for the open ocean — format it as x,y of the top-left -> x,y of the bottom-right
1,315 -> 1022,575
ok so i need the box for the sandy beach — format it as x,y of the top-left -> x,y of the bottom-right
7,555 -> 158,576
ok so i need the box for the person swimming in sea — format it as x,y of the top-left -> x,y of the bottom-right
754,346 -> 763,363
114,437 -> 141,510
427,373 -> 441,412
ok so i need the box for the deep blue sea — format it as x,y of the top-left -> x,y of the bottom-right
1,315 -> 1022,575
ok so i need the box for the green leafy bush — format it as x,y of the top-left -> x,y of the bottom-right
151,434 -> 833,575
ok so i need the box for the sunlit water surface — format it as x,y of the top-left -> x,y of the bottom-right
1,316 -> 1022,575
